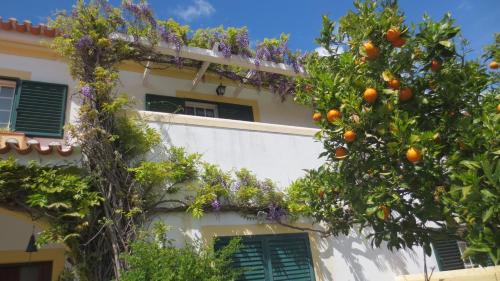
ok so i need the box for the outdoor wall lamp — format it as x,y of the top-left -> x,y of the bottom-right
216,83 -> 226,96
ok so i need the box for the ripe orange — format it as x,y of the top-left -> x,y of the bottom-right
327,109 -> 342,122
319,190 -> 325,199
364,42 -> 380,60
312,112 -> 322,121
344,130 -> 357,142
380,205 -> 390,221
497,104 -> 500,112
406,147 -> 422,163
335,147 -> 347,158
399,88 -> 413,102
431,59 -> 441,72
363,88 -> 378,104
388,79 -> 401,89
391,37 -> 406,48
386,28 -> 401,42
490,61 -> 499,69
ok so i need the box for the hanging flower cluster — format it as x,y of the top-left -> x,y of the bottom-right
106,0 -> 306,98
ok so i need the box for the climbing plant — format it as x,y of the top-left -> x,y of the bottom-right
291,0 -> 499,264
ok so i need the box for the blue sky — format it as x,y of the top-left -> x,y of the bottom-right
2,0 -> 498,59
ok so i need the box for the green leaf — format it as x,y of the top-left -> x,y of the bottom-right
482,207 -> 495,223
438,40 -> 452,48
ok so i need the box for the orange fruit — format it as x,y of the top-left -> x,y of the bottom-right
312,112 -> 322,121
406,147 -> 422,163
335,147 -> 347,158
364,42 -> 380,60
363,88 -> 378,104
399,88 -> 413,102
380,205 -> 390,221
391,37 -> 406,47
490,61 -> 499,69
431,59 -> 441,72
386,28 -> 401,42
327,109 -> 342,122
388,79 -> 401,89
497,104 -> 500,112
344,130 -> 357,142
319,190 -> 325,199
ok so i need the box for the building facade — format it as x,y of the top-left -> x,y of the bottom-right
0,19 -> 492,281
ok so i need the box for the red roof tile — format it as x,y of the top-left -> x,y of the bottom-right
0,17 -> 56,38
0,136 -> 77,157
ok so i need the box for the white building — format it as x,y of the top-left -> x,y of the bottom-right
0,19 -> 494,281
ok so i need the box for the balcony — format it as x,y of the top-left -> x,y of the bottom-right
138,110 -> 324,186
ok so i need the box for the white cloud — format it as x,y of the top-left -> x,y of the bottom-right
315,46 -> 344,57
174,0 -> 215,22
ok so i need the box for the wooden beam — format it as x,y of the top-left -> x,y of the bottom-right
232,71 -> 254,96
109,33 -> 306,78
142,59 -> 152,86
191,43 -> 219,91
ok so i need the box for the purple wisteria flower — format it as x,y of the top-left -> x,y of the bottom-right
267,204 -> 286,221
211,199 -> 221,212
122,0 -> 156,28
76,35 -> 93,51
81,85 -> 93,98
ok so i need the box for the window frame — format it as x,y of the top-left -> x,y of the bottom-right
184,100 -> 219,118
0,77 -> 68,138
0,78 -> 18,129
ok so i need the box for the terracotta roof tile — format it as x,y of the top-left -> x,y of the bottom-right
0,137 -> 77,157
0,17 -> 56,38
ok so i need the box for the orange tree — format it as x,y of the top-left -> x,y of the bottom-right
290,1 -> 499,264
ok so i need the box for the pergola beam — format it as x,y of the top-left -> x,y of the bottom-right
142,59 -> 152,86
191,43 -> 219,91
109,33 -> 306,78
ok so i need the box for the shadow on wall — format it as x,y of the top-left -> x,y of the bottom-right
332,231 -> 420,281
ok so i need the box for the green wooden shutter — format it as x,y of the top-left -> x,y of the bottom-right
432,239 -> 465,271
12,81 -> 67,138
216,237 -> 268,281
268,234 -> 315,281
145,94 -> 185,114
215,233 -> 315,281
218,102 -> 254,121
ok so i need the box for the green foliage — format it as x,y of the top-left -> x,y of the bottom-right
293,0 -> 499,264
120,222 -> 241,281
0,158 -> 100,244
114,115 -> 161,159
188,165 -> 285,219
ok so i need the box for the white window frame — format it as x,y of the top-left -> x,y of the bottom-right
0,79 -> 17,130
184,101 -> 218,118
457,241 -> 475,268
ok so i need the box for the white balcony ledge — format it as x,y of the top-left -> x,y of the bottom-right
137,110 -> 319,137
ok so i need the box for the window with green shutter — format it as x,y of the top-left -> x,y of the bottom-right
145,94 -> 254,122
215,233 -> 316,281
432,239 -> 466,271
11,80 -> 68,138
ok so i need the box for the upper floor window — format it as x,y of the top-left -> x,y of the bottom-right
0,79 -> 67,138
0,80 -> 16,129
145,94 -> 254,122
184,101 -> 218,118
